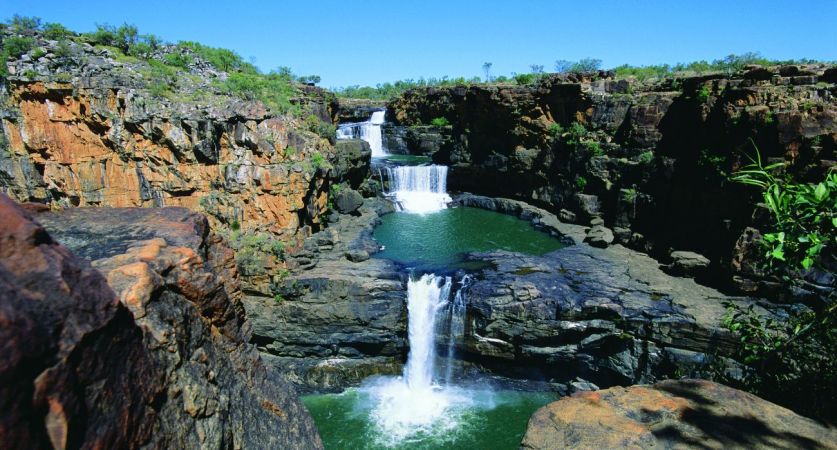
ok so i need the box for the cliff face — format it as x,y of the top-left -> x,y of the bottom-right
0,195 -> 323,449
387,67 -> 837,297
0,28 -> 341,244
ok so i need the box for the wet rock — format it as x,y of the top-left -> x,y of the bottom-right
521,379 -> 837,450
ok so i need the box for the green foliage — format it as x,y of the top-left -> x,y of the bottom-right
0,35 -> 36,76
335,76 -> 482,100
721,302 -> 836,420
575,176 -> 588,190
732,146 -> 835,272
570,58 -> 602,73
554,60 -> 573,73
31,48 -> 46,59
310,151 -> 330,170
697,85 -> 711,102
178,41 -> 256,73
54,39 -> 73,58
22,69 -> 37,79
547,123 -> 563,137
227,229 -> 286,276
162,51 -> 194,68
284,146 -> 297,159
430,117 -> 450,127
568,122 -> 586,139
584,141 -> 604,156
43,22 -> 72,40
218,71 -> 299,114
763,111 -> 775,125
297,74 -> 321,85
305,114 -> 336,141
637,151 -> 654,164
513,73 -> 536,85
10,15 -> 41,33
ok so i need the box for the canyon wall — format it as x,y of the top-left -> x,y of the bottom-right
386,66 -> 837,299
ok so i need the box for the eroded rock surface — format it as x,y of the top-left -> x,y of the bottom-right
0,195 -> 322,449
520,379 -> 837,450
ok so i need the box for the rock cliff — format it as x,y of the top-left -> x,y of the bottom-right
0,194 -> 322,449
386,67 -> 837,299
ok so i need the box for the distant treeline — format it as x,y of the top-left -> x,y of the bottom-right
335,53 -> 833,100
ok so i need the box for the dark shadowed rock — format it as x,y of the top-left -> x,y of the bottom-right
669,250 -> 711,277
520,379 -> 837,450
0,196 -> 323,449
334,188 -> 364,214
584,225 -> 614,248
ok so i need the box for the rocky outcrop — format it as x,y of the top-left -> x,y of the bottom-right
459,236 -> 772,389
335,98 -> 386,123
0,194 -> 322,449
386,67 -> 837,299
0,27 -> 340,245
242,198 -> 408,392
520,379 -> 837,449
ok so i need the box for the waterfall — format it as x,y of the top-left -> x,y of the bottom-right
404,275 -> 452,390
384,165 -> 452,213
336,110 -> 387,157
443,275 -> 470,385
367,274 -> 472,441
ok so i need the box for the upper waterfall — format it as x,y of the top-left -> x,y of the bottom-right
385,165 -> 452,214
336,110 -> 388,157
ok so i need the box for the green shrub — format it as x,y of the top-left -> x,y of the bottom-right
430,117 -> 450,127
218,71 -> 299,114
177,41 -> 255,73
311,151 -> 330,170
3,35 -> 36,58
568,122 -> 586,139
43,22 -> 72,40
162,51 -> 193,68
513,73 -> 536,85
575,176 -> 587,190
305,114 -> 337,140
547,123 -> 563,137
584,141 -> 604,156
732,148 -> 835,271
10,15 -> 40,34
637,151 -> 654,164
284,146 -> 297,159
697,85 -> 711,102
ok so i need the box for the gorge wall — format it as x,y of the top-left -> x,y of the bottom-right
386,66 -> 837,300
0,27 -> 346,246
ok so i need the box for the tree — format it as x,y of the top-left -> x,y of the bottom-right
482,62 -> 493,83
530,64 -> 544,74
571,58 -> 602,73
554,59 -> 573,73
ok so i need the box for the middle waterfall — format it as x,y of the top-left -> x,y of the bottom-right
385,165 -> 452,214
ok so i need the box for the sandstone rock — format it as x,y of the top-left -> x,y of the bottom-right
334,188 -> 364,214
669,250 -> 711,277
520,379 -> 837,450
584,225 -> 614,248
5,198 -> 323,449
345,249 -> 370,262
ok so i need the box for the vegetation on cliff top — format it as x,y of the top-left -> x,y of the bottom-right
334,53 -> 833,100
0,15 -> 325,116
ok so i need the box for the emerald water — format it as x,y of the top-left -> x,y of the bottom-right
303,387 -> 556,450
373,206 -> 565,271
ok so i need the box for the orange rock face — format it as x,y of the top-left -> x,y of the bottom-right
1,81 -> 334,241
520,379 -> 837,450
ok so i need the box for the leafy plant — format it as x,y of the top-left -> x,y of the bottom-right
305,114 -> 337,141
430,117 -> 450,127
584,141 -> 604,156
731,145 -> 835,271
547,123 -> 563,137
575,176 -> 587,190
697,85 -> 711,102
43,22 -> 72,40
637,151 -> 654,164
311,151 -> 330,170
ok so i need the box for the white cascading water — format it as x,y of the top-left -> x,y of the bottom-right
367,274 -> 473,442
385,165 -> 452,213
335,110 -> 388,157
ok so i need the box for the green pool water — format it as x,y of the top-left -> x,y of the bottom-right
375,154 -> 433,165
373,206 -> 565,271
302,388 -> 555,450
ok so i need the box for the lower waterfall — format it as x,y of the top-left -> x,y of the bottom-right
384,165 -> 452,214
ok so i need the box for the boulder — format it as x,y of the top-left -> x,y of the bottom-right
521,379 -> 837,450
669,250 -> 711,277
0,196 -> 323,449
334,188 -> 364,214
584,225 -> 614,248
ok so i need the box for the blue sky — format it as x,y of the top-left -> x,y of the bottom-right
3,0 -> 836,88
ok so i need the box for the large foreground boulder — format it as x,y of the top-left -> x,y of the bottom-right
0,195 -> 322,449
520,379 -> 836,450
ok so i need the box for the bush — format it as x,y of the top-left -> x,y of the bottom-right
570,58 -> 602,73
10,15 -> 40,34
548,123 -> 563,137
305,114 -> 336,141
584,141 -> 604,156
697,85 -> 711,102
732,147 -> 835,271
513,73 -> 536,85
430,117 -> 450,127
311,151 -> 330,170
575,176 -> 587,190
177,41 -> 255,73
43,22 -> 72,40
218,71 -> 299,114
